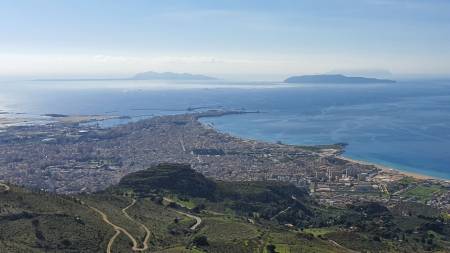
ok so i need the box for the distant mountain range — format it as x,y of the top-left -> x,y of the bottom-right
284,74 -> 396,84
132,71 -> 216,80
34,71 -> 217,81
35,72 -> 396,83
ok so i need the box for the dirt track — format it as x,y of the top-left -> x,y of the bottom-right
0,183 -> 9,192
88,199 -> 151,253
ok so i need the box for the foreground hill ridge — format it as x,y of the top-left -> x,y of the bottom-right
1,164 -> 448,252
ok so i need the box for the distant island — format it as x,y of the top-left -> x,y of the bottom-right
34,71 -> 217,82
284,74 -> 396,84
132,71 -> 216,80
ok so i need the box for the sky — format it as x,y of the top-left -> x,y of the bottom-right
0,0 -> 450,80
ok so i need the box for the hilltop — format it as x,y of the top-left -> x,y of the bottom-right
1,164 -> 448,252
284,74 -> 396,84
0,165 -> 345,253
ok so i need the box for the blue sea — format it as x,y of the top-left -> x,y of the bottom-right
1,79 -> 450,179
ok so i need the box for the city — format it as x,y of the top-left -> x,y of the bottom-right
1,111 -> 448,212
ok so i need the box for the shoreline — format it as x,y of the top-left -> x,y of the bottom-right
338,155 -> 448,182
197,111 -> 449,182
0,114 -> 125,128
3,109 -> 449,183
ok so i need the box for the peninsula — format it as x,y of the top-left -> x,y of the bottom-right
284,74 -> 396,84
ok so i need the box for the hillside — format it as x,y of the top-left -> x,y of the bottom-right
0,164 -> 449,252
284,74 -> 396,84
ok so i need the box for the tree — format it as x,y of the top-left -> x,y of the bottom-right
192,235 -> 209,247
266,244 -> 277,253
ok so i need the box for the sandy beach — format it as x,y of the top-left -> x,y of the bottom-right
338,155 -> 441,181
1,112 -> 447,183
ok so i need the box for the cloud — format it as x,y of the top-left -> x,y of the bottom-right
365,0 -> 450,9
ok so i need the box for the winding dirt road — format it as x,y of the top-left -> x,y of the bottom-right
328,239 -> 360,253
163,197 -> 202,230
0,182 -> 10,192
175,210 -> 202,230
88,199 -> 151,253
121,199 -> 151,251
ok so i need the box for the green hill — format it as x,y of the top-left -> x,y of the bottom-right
1,164 -> 448,252
116,163 -> 217,199
113,164 -> 316,223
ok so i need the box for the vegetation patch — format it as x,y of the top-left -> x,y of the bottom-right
402,185 -> 444,202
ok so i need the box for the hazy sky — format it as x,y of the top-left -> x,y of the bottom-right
1,0 -> 449,79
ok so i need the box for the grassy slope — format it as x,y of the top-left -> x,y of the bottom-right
0,186 -> 111,252
402,185 -> 445,202
113,164 -> 449,253
0,185 -> 343,253
1,164 -> 449,252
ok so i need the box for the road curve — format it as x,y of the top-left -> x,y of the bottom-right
107,230 -> 121,253
121,199 -> 151,251
88,199 -> 151,253
162,197 -> 202,230
175,210 -> 202,230
0,182 -> 10,192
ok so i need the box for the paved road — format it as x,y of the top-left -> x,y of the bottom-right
88,199 -> 151,253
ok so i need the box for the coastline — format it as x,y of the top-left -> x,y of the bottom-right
0,114 -> 124,128
2,109 -> 449,183
338,155 -> 446,181
197,111 -> 448,182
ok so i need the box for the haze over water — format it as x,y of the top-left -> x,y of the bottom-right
1,79 -> 450,179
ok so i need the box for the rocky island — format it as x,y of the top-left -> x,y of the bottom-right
132,71 -> 216,80
284,74 -> 396,84
34,71 -> 217,82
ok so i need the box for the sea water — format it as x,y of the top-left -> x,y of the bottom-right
1,79 -> 449,179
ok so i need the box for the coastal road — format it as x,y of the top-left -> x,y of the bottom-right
88,199 -> 151,253
0,182 -> 10,192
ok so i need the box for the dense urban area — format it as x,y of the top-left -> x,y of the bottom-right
0,110 -> 449,252
0,111 -> 448,212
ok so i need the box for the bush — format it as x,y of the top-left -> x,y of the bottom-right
266,244 -> 277,253
192,235 -> 209,247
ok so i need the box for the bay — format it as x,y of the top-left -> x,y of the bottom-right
1,79 -> 449,179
